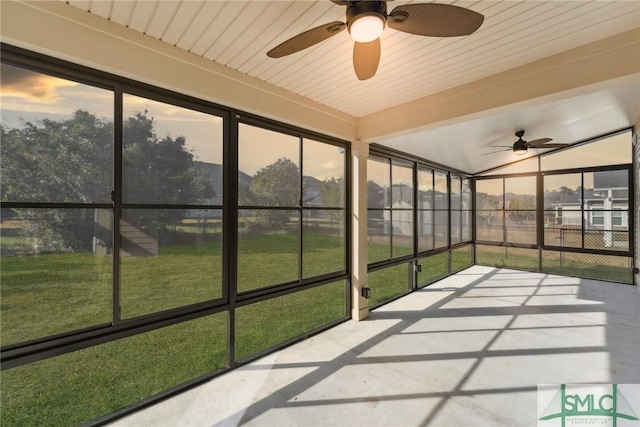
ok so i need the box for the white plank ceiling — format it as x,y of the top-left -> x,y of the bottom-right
64,0 -> 640,117
61,0 -> 640,172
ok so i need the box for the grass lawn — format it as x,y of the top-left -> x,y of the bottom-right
1,314 -> 227,427
0,231 -> 348,426
235,280 -> 346,361
0,252 -> 112,346
120,241 -> 223,319
368,245 -> 474,305
476,245 -> 632,283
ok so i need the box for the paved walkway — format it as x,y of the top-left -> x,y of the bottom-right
112,266 -> 640,426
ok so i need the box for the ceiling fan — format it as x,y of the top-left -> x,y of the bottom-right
266,0 -> 484,80
487,130 -> 568,155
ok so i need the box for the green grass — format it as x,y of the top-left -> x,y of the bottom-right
238,232 -> 299,291
120,241 -> 223,319
235,280 -> 346,360
418,252 -> 450,286
1,226 -> 470,426
368,263 -> 411,305
451,246 -> 473,273
0,231 -> 349,426
1,231 -> 344,345
1,280 -> 348,426
0,252 -> 112,346
1,314 -> 227,427
367,247 -> 473,304
476,245 -> 632,283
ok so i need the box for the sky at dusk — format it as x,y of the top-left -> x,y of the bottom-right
1,64 -> 344,181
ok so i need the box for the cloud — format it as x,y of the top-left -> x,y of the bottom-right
321,160 -> 338,169
1,64 -> 77,104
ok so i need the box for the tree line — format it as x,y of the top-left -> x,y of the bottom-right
1,110 -> 342,253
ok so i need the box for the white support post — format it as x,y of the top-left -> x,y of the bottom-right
603,189 -> 613,248
351,140 -> 370,320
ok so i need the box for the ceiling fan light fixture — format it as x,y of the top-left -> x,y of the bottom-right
514,147 -> 527,155
349,14 -> 385,43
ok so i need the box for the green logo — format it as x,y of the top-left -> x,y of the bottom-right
539,384 -> 639,427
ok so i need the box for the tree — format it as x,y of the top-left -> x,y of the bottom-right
122,111 -> 213,206
507,194 -> 536,223
318,177 -> 343,208
121,111 -> 214,239
318,177 -> 344,229
367,180 -> 386,208
1,110 -> 114,252
248,158 -> 300,230
1,109 -> 212,251
1,110 -> 113,204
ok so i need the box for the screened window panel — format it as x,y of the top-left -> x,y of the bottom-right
505,176 -> 536,207
418,210 -> 434,252
434,171 -> 448,209
461,179 -> 472,210
542,250 -> 632,283
302,210 -> 345,278
451,210 -> 462,245
1,65 -> 114,204
584,228 -> 629,251
476,245 -> 539,270
476,211 -> 503,242
450,176 -> 462,210
543,174 -> 582,210
392,163 -> 414,208
505,211 -> 537,245
120,208 -> 223,319
451,245 -> 473,272
544,220 -> 582,248
476,179 -> 502,210
392,210 -> 413,258
237,209 -> 300,292
1,313 -> 226,426
462,210 -> 472,242
0,208 -> 112,346
238,124 -> 299,207
367,157 -> 390,209
123,94 -> 223,205
418,169 -> 434,209
417,252 -> 448,287
235,281 -> 346,361
303,139 -> 345,208
434,210 -> 449,248
368,212 -> 391,263
368,263 -> 410,306
541,131 -> 632,171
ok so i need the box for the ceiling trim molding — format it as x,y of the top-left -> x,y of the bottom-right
0,0 -> 359,141
358,28 -> 640,142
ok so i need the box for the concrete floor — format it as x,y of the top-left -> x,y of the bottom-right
111,266 -> 640,427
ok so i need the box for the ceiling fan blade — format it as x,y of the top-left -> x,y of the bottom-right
388,3 -> 484,37
267,21 -> 346,58
488,145 -> 513,148
353,39 -> 380,81
524,138 -> 553,147
329,0 -> 349,5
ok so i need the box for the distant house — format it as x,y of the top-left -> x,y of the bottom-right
548,170 -> 628,247
185,162 -> 251,219
549,170 -> 629,228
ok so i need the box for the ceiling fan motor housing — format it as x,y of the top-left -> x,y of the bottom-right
513,139 -> 527,151
346,1 -> 388,35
